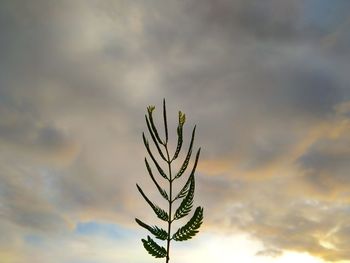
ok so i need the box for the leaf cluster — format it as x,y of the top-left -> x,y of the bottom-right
135,99 -> 204,261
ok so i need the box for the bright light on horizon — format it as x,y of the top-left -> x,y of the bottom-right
171,232 -> 329,263
276,251 -> 324,263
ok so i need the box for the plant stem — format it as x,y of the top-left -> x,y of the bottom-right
165,144 -> 172,263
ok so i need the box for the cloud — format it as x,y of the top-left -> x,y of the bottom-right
295,104 -> 350,201
196,104 -> 350,261
256,248 -> 283,258
1,0 -> 350,262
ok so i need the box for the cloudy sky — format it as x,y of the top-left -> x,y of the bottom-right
1,1 -> 350,262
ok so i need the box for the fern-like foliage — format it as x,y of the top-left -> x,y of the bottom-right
173,174 -> 194,220
174,148 -> 201,201
172,111 -> 185,161
145,115 -> 167,162
172,207 -> 204,241
143,133 -> 168,180
136,99 -> 204,263
135,218 -> 168,240
136,184 -> 169,221
142,235 -> 167,258
144,158 -> 169,201
174,126 -> 196,179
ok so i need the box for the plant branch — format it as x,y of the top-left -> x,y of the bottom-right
165,143 -> 172,263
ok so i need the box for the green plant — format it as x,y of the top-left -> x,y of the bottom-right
135,99 -> 204,263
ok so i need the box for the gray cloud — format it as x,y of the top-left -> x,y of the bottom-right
1,0 -> 350,262
295,110 -> 350,201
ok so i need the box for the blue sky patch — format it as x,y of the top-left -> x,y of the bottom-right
75,221 -> 132,240
24,234 -> 44,246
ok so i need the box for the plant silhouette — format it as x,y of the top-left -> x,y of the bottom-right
135,99 -> 204,263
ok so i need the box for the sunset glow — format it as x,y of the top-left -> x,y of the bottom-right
1,1 -> 350,262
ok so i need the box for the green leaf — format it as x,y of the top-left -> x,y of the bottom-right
173,174 -> 194,220
145,115 -> 167,162
174,126 -> 196,179
174,174 -> 191,200
174,148 -> 201,200
135,218 -> 168,240
172,111 -> 186,161
136,184 -> 169,221
143,133 -> 168,180
163,99 -> 168,144
145,158 -> 169,201
172,207 -> 204,241
147,105 -> 163,145
142,235 -> 167,258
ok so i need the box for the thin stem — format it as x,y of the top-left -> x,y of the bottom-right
165,144 -> 172,263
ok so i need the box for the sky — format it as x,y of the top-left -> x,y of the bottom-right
0,1 -> 350,262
